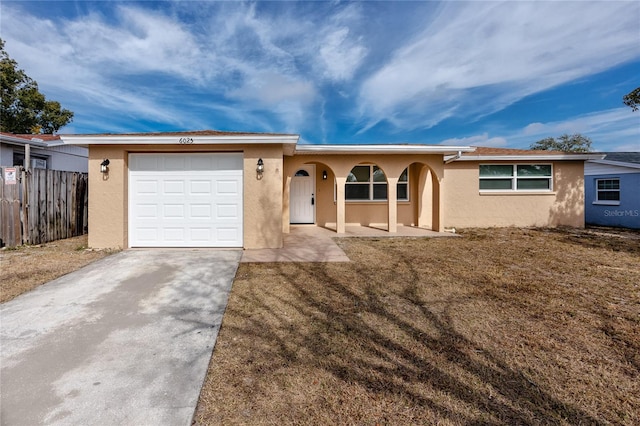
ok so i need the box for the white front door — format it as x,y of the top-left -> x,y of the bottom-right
290,166 -> 315,224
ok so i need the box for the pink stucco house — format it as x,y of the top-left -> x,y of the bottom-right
61,130 -> 602,249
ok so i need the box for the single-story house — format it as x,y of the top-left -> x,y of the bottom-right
0,132 -> 88,172
60,130 -> 604,249
585,152 -> 640,229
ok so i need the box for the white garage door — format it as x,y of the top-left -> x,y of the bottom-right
129,153 -> 243,247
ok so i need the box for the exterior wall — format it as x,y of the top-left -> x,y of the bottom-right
0,143 -> 88,172
44,145 -> 89,172
442,160 -> 585,228
88,146 -> 128,249
87,144 -> 285,249
283,154 -> 444,232
585,172 -> 640,229
0,144 -> 13,167
242,145 -> 284,248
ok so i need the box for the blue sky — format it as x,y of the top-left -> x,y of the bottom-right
2,1 -> 639,151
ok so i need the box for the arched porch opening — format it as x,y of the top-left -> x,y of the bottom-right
283,155 -> 443,234
283,159 -> 336,233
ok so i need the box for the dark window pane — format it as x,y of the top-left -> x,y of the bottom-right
597,179 -> 619,190
373,166 -> 387,182
399,168 -> 408,182
480,179 -> 512,190
517,165 -> 551,177
294,169 -> 309,177
517,178 -> 550,190
346,184 -> 370,200
373,184 -> 388,200
480,165 -> 513,177
347,166 -> 370,182
598,191 -> 620,201
397,183 -> 408,200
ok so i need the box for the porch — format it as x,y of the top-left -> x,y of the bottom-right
240,225 -> 456,263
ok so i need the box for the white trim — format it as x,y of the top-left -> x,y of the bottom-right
0,135 -> 51,147
587,159 -> 640,170
479,164 -> 553,192
296,144 -> 474,155
61,134 -> 299,155
593,200 -> 620,206
594,177 -> 620,205
457,154 -> 604,161
61,135 -> 299,144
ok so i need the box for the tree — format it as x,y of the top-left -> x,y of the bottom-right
623,87 -> 640,112
1,39 -> 73,134
530,134 -> 593,152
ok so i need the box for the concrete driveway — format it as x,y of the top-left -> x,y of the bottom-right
0,249 -> 241,426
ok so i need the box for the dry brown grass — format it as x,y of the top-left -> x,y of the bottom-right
0,235 -> 113,303
195,227 -> 639,425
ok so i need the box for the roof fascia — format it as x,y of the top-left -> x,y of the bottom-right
295,144 -> 475,155
455,153 -> 605,161
0,135 -> 50,147
588,159 -> 640,170
61,134 -> 299,151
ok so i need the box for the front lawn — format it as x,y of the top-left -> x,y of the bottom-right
195,227 -> 639,425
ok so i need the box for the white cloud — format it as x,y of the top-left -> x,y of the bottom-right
228,72 -> 316,106
358,1 -> 640,132
439,133 -> 508,148
494,108 -> 640,151
320,28 -> 367,81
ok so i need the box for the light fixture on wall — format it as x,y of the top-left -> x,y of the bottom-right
100,159 -> 110,173
322,170 -> 328,180
256,158 -> 264,178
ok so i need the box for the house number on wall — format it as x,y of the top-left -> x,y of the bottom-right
178,137 -> 194,144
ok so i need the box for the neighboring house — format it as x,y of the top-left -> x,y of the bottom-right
584,152 -> 640,229
0,133 -> 88,172
60,131 -> 603,249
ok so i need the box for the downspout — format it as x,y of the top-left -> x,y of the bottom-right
442,150 -> 461,234
444,150 -> 462,164
25,143 -> 31,171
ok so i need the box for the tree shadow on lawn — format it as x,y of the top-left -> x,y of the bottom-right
227,254 -> 606,425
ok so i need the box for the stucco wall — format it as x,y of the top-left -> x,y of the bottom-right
242,145 -> 284,248
88,146 -> 128,249
87,144 -> 284,249
442,161 -> 585,228
585,173 -> 640,229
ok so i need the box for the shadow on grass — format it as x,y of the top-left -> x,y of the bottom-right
226,250 -> 606,424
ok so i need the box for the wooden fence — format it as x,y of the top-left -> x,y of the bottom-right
1,167 -> 88,248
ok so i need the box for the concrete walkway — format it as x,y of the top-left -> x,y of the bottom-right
0,249 -> 241,426
241,225 -> 454,262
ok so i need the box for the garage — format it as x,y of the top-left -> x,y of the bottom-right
128,153 -> 243,247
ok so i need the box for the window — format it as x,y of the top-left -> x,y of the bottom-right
479,164 -> 552,191
344,165 -> 409,201
595,178 -> 620,204
12,152 -> 48,169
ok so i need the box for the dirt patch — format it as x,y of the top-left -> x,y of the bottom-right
195,227 -> 639,425
0,235 -> 114,303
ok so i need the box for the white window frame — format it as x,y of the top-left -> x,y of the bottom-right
594,178 -> 620,206
479,164 -> 553,192
337,165 -> 410,202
